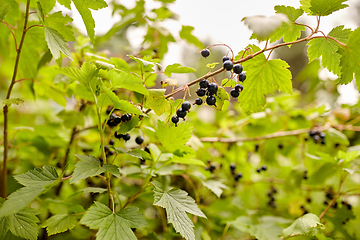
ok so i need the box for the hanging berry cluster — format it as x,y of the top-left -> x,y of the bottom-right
309,130 -> 326,145
171,101 -> 191,126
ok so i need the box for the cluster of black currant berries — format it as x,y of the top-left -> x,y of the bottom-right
230,163 -> 243,181
222,56 -> 246,98
171,101 -> 191,126
256,165 -> 267,173
267,186 -> 278,208
106,107 -> 132,127
309,130 -> 325,144
194,79 -> 218,107
205,160 -> 220,173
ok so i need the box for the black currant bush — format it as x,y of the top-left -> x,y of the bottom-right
1,0 -> 360,240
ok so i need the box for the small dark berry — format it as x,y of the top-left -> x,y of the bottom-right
278,143 -> 283,149
233,64 -> 243,74
303,210 -> 309,215
109,139 -> 115,145
196,88 -> 206,97
335,143 -> 340,148
309,130 -> 317,137
230,89 -> 239,98
121,113 -> 132,122
255,144 -> 259,152
106,106 -> 113,114
140,158 -> 146,164
306,197 -> 312,203
223,60 -> 233,71
144,147 -> 150,154
303,173 -> 308,180
207,159 -> 212,164
256,168 -> 261,173
207,83 -> 218,95
176,108 -> 187,118
313,135 -> 320,143
104,145 -> 110,152
201,49 -> 210,58
194,98 -> 203,105
321,139 -> 325,145
235,84 -> 243,92
206,95 -> 216,106
199,79 -> 209,89
234,172 -> 242,181
113,116 -> 121,125
107,150 -> 114,156
222,56 -> 230,62
238,72 -> 246,82
347,204 -> 352,210
332,202 -> 338,209
122,133 -> 131,141
300,205 -> 305,209
209,163 -> 216,173
230,163 -> 236,170
135,136 -> 144,145
182,101 -> 191,112
271,186 -> 277,193
114,132 -> 123,139
261,165 -> 267,171
324,200 -> 329,205
319,132 -> 326,139
171,115 -> 179,125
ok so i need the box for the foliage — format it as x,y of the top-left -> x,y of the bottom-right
0,0 -> 360,240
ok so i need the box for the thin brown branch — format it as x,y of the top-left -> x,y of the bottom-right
1,20 -> 18,51
15,78 -> 39,84
25,24 -> 43,32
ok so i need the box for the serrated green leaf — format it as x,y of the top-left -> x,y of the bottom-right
80,187 -> 107,195
309,0 -> 348,16
57,0 -> 71,9
221,78 -> 237,88
2,98 -> 24,107
307,26 -> 351,76
214,87 -> 229,111
45,11 -> 75,42
283,213 -> 323,238
60,62 -> 98,85
14,165 -> 58,188
300,0 -> 311,14
0,199 -> 9,239
45,26 -> 72,60
80,202 -> 147,240
103,164 -> 121,179
179,25 -> 203,49
84,0 -> 108,10
164,63 -> 196,77
127,55 -> 160,71
338,27 -> 360,86
116,115 -> 140,134
146,89 -> 170,116
123,149 -> 152,160
0,1 -> 11,20
239,45 -> 292,114
337,150 -> 360,163
42,214 -> 77,236
270,6 -> 305,43
156,121 -> 194,152
108,70 -> 148,96
202,180 -> 229,198
102,86 -> 142,115
110,57 -> 130,72
8,207 -> 40,240
326,127 -> 349,145
152,181 -> 206,240
39,0 -> 55,15
70,155 -> 105,184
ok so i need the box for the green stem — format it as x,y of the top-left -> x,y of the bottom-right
1,0 -> 31,199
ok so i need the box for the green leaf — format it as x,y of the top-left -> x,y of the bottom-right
39,0 -> 56,15
309,0 -> 348,16
164,63 -> 196,77
307,26 -> 351,76
283,213 -> 323,238
42,214 -> 77,236
103,164 -> 121,179
2,98 -> 24,107
152,181 -> 206,240
270,6 -> 305,43
300,0 -> 311,14
14,165 -> 59,188
156,121 -> 194,152
8,207 -> 40,240
80,202 -> 147,240
179,25 -> 203,49
57,0 -> 71,9
221,78 -> 237,88
102,86 -> 142,115
0,198 -> 9,239
110,57 -> 130,72
108,70 -> 148,96
146,89 -> 170,116
0,0 -> 10,20
123,149 -> 152,160
80,187 -> 107,195
44,26 -> 73,60
70,155 -> 105,184
45,11 -> 75,42
84,0 -> 108,10
214,87 -> 230,111
239,45 -> 293,114
337,150 -> 360,163
116,116 -> 140,135
338,27 -> 360,86
202,180 -> 229,198
57,110 -> 85,129
60,62 -> 98,85
326,127 -> 349,146
127,55 -> 160,71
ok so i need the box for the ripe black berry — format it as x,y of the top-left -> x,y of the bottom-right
199,79 -> 209,89
238,72 -> 246,82
319,132 -> 325,139
194,98 -> 203,105
140,158 -> 146,164
230,89 -> 239,98
209,163 -> 216,173
234,172 -> 242,181
222,56 -> 230,62
278,143 -> 283,149
121,113 -> 132,122
144,147 -> 150,154
113,116 -> 121,125
207,83 -> 218,95
223,60 -> 233,71
230,163 -> 236,170
176,108 -> 187,118
261,165 -> 267,171
309,130 -> 317,137
234,84 -> 243,92
182,101 -> 191,112
256,168 -> 261,173
201,49 -> 210,58
122,133 -> 131,141
233,64 -> 243,74
171,115 -> 179,126
196,88 -> 206,97
321,139 -> 325,145
313,135 -> 320,143
206,95 -> 216,106
114,132 -> 123,139
109,139 -> 115,145
135,136 -> 143,145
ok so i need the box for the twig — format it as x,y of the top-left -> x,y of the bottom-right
1,20 -> 18,51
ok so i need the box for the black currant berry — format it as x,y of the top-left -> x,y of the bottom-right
233,64 -> 243,74
319,132 -> 325,139
113,116 -> 121,125
194,98 -> 203,105
207,83 -> 218,95
121,113 -> 132,122
234,172 -> 242,181
107,150 -> 114,156
196,88 -> 206,97
140,158 -> 146,165
171,115 -> 179,126
199,79 -> 209,89
313,135 -> 320,143
201,49 -> 210,58
230,89 -> 239,98
114,132 -> 123,139
223,60 -> 233,71
206,95 -> 216,106
176,108 -> 187,118
238,72 -> 246,82
182,101 -> 191,112
222,56 -> 230,62
309,130 -> 317,137
109,139 -> 115,145
230,163 -> 236,170
256,168 -> 261,173
278,143 -> 283,149
321,138 -> 325,145
122,133 -> 131,141
209,163 -> 216,173
234,84 -> 243,92
135,136 -> 144,145
261,165 -> 267,171
106,106 -> 113,114
144,147 -> 150,154
104,145 -> 110,152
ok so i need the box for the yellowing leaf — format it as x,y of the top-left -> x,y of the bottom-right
145,89 -> 170,116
